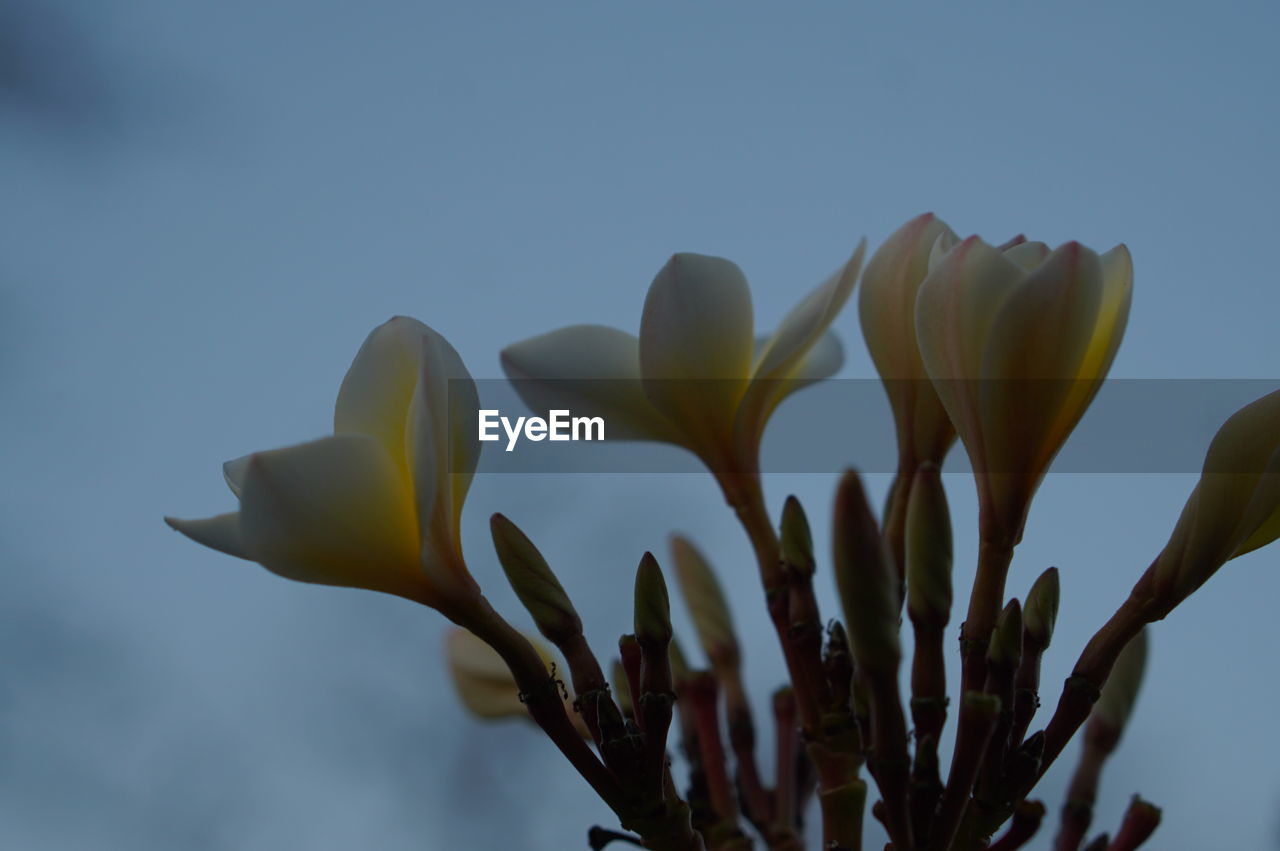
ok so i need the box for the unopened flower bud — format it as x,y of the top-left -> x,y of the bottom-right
1023,567 -> 1060,649
779,495 -> 816,575
987,599 -> 1023,671
634,552 -> 673,649
490,513 -> 582,645
905,462 -> 952,627
1092,628 -> 1148,737
1112,795 -> 1162,849
670,536 -> 739,668
832,470 -> 901,675
1153,390 -> 1280,612
610,659 -> 634,717
445,627 -> 586,736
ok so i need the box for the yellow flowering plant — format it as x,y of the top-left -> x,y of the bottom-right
168,215 -> 1279,851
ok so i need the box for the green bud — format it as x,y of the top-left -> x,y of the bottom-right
1023,567 -> 1060,648
1094,628 -> 1148,733
633,552 -> 673,648
610,659 -> 633,717
779,495 -> 816,575
669,536 -> 739,668
905,462 -> 952,626
832,469 -> 901,675
987,599 -> 1023,671
490,513 -> 581,645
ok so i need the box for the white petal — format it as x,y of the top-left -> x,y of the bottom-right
1192,390 -> 1280,566
335,317 -> 481,575
915,236 -> 1026,460
500,324 -> 685,444
333,316 -> 430,481
1232,447 -> 1280,559
1000,241 -> 1051,271
640,254 -> 754,451
223,454 -> 251,498
926,229 -> 960,271
238,434 -> 429,601
406,326 -> 481,568
165,512 -> 250,560
732,246 -> 861,451
792,330 -> 844,383
860,214 -> 955,384
753,240 -> 864,383
977,243 -> 1105,521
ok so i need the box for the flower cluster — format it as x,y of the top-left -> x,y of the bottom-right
168,214 -> 1279,851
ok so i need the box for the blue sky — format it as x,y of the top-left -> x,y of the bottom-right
3,2 -> 1278,848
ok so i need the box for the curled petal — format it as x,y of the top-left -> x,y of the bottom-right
500,324 -> 686,444
915,236 -> 1025,478
1000,240 -> 1051,271
238,434 -> 429,602
335,316 -> 481,577
859,213 -> 958,467
980,242 -> 1105,467
223,455 -> 251,498
734,244 -> 862,449
407,326 -> 481,576
754,240 -> 864,383
791,330 -> 844,384
861,215 -> 954,384
165,512 -> 249,560
334,316 -> 431,482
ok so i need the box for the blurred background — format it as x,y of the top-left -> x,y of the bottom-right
2,1 -> 1277,848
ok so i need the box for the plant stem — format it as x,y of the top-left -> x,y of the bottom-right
719,471 -> 865,850
772,688 -> 799,837
459,600 -> 626,809
934,541 -> 1013,846
1008,635 -> 1047,753
818,779 -> 867,851
884,464 -> 912,606
686,673 -> 741,829
1105,797 -> 1160,851
1053,732 -> 1108,851
722,672 -> 773,833
909,618 -> 948,842
934,692 -> 1000,851
1036,566 -> 1155,782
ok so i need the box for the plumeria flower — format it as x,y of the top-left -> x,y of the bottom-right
500,247 -> 865,475
859,213 -> 959,473
915,235 -> 1133,546
166,317 -> 483,611
1151,389 -> 1280,614
445,627 -> 589,735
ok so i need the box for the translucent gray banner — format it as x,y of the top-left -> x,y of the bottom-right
455,379 -> 1279,474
